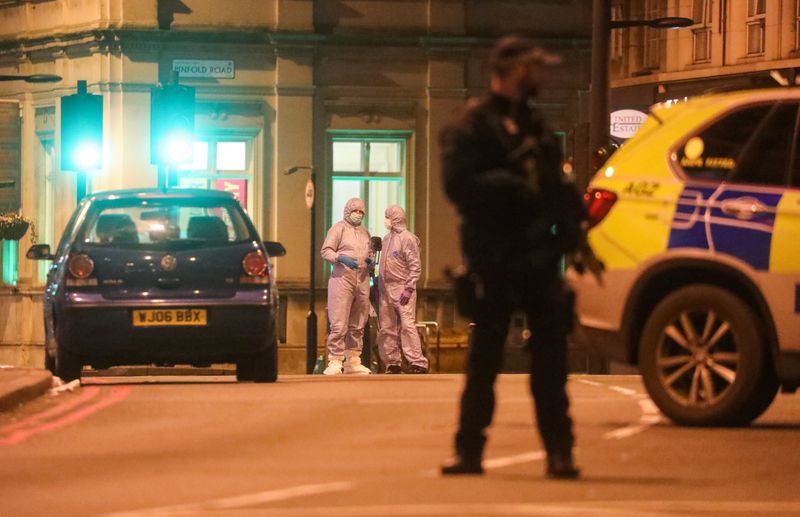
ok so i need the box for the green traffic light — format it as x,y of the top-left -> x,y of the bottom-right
150,84 -> 195,166
60,88 -> 103,172
162,131 -> 193,165
73,141 -> 102,171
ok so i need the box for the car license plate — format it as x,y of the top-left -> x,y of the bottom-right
132,308 -> 207,327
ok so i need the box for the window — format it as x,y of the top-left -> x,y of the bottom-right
692,0 -> 711,63
643,0 -> 667,70
176,135 -> 254,213
328,132 -> 409,239
730,104 -> 797,186
83,200 -> 252,249
796,0 -> 800,51
747,0 -> 766,55
2,241 -> 17,286
693,28 -> 711,62
676,103 -> 796,187
611,4 -> 624,61
693,0 -> 708,22
36,138 -> 54,284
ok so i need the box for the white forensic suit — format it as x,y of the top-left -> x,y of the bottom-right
377,205 -> 429,373
320,197 -> 373,375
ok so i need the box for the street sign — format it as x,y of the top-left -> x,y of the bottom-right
172,60 -> 235,79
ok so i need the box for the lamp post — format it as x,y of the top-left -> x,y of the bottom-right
284,165 -> 318,374
0,74 -> 62,83
589,0 -> 693,169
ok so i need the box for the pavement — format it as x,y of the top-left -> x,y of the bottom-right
0,364 -> 243,413
0,366 -> 53,412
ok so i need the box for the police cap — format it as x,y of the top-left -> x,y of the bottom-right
490,35 -> 563,70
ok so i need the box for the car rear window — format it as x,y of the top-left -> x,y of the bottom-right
80,198 -> 253,249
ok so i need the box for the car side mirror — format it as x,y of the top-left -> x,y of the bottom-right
26,243 -> 54,261
263,241 -> 286,257
592,142 -> 621,171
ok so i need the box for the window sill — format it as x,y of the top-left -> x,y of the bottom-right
736,54 -> 765,65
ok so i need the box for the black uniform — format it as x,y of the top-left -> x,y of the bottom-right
440,93 -> 581,470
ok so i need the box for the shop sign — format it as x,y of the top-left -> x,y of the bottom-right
172,60 -> 235,79
216,179 -> 248,211
610,109 -> 648,140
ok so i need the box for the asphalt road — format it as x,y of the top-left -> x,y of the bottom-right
1,373 -> 799,516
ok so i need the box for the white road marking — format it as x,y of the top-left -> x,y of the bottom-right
608,385 -> 638,396
577,378 -> 663,439
165,500 -> 800,516
421,449 -> 549,477
357,397 -> 531,404
483,450 -> 546,469
103,481 -> 355,517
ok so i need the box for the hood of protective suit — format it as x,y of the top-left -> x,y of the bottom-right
343,197 -> 366,226
385,205 -> 407,232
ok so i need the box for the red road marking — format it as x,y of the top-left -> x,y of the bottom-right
0,386 -> 100,434
0,385 -> 132,446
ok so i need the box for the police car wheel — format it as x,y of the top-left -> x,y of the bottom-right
639,284 -> 776,427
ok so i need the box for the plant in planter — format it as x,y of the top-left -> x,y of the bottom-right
0,212 -> 37,242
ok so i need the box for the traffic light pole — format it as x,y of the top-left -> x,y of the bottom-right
75,80 -> 90,204
307,168 -> 317,375
76,171 -> 87,204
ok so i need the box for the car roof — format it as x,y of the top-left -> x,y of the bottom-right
86,189 -> 237,203
651,87 -> 800,118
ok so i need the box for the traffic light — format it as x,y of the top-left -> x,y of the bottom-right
60,82 -> 103,171
150,84 -> 195,166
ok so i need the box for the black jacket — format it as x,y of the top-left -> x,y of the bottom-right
440,94 -> 581,271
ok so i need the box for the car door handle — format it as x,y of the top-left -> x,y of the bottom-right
720,197 -> 768,220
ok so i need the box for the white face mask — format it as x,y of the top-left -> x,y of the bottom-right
349,212 -> 364,225
384,217 -> 392,230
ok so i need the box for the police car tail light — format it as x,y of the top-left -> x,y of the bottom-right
584,188 -> 617,229
241,251 -> 269,284
67,253 -> 94,279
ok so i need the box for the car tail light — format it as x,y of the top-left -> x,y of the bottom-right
241,251 -> 269,284
67,253 -> 94,279
583,188 -> 617,229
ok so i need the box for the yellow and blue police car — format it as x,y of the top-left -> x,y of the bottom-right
568,88 -> 800,426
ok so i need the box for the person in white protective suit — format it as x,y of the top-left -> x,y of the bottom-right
320,197 -> 374,375
377,205 -> 429,374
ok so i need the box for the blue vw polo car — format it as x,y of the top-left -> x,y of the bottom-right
27,189 -> 285,383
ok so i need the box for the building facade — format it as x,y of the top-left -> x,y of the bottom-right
611,0 -> 800,111
0,0 -> 592,371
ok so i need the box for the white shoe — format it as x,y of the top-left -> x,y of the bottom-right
323,359 -> 343,375
343,352 -> 371,375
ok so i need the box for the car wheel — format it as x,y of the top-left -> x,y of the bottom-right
236,359 -> 254,382
56,343 -> 83,383
639,284 -> 777,426
251,340 -> 278,383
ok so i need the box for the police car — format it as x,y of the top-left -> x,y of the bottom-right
568,88 -> 800,426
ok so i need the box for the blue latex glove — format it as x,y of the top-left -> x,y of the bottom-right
337,255 -> 358,270
399,287 -> 414,306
